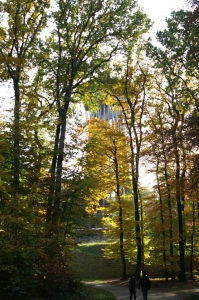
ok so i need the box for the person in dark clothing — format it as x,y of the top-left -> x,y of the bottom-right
129,274 -> 136,300
139,270 -> 151,300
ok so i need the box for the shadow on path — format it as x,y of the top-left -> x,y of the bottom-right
87,282 -> 199,300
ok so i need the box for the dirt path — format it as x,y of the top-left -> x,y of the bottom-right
90,283 -> 199,300
87,280 -> 199,300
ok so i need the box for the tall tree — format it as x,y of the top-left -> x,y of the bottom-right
104,53 -> 151,278
84,117 -> 133,279
42,0 -> 151,233
154,7 -> 199,162
144,114 -> 177,281
145,41 -> 192,280
149,105 -> 177,281
0,0 -> 49,203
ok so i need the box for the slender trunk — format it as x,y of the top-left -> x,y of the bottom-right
174,136 -> 186,281
115,100 -> 142,279
156,159 -> 168,282
177,195 -> 186,281
156,111 -> 176,280
132,67 -> 146,278
133,178 -> 142,278
126,104 -> 142,279
13,76 -> 20,204
113,59 -> 146,279
51,98 -> 70,231
114,148 -> 127,280
33,131 -> 43,183
119,205 -> 127,280
164,161 -> 175,280
167,192 -> 176,280
138,190 -> 144,270
129,127 -> 142,278
133,118 -> 143,278
46,27 -> 62,230
169,96 -> 186,281
190,201 -> 195,280
46,123 -> 60,226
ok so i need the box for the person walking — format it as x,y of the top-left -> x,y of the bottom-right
139,270 -> 151,300
129,274 -> 136,300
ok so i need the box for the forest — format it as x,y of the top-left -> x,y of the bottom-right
0,0 -> 199,299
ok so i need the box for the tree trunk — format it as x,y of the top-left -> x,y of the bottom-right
156,159 -> 168,282
174,135 -> 186,282
164,161 -> 175,280
190,201 -> 195,280
139,190 -> 144,271
133,179 -> 142,278
115,151 -> 127,280
119,209 -> 127,280
13,76 -> 20,205
46,123 -> 61,227
51,98 -> 70,231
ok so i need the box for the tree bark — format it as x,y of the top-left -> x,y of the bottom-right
12,76 -> 20,205
51,99 -> 70,231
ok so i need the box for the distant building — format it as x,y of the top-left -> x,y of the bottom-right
90,103 -> 120,123
87,103 -> 122,229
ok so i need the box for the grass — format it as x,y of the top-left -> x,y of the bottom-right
92,287 -> 116,300
83,285 -> 116,300
74,241 -> 107,256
